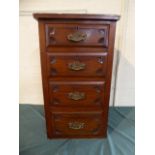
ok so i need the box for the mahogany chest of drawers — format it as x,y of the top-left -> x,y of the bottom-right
34,13 -> 120,138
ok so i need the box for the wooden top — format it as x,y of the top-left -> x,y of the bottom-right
33,13 -> 120,21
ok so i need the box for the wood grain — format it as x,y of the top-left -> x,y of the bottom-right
34,13 -> 120,139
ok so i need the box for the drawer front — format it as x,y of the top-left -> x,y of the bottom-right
49,80 -> 105,107
52,112 -> 104,137
45,23 -> 109,47
47,53 -> 108,77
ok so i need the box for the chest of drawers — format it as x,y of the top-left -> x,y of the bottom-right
34,13 -> 120,138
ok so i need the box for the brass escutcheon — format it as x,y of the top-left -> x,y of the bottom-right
68,91 -> 85,101
67,31 -> 87,42
68,122 -> 85,130
68,61 -> 86,71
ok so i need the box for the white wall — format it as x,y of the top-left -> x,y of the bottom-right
114,0 -> 135,106
19,0 -> 135,106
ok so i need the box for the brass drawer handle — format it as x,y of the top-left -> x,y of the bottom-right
67,31 -> 87,42
68,91 -> 85,100
68,122 -> 85,130
68,61 -> 86,71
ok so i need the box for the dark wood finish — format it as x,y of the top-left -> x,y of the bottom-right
51,112 -> 105,138
45,23 -> 109,47
34,13 -> 120,139
34,13 -> 120,21
47,52 -> 108,77
49,80 -> 105,107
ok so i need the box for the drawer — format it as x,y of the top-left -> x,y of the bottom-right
49,80 -> 105,107
47,52 -> 108,77
45,23 -> 109,47
52,112 -> 105,137
35,13 -> 120,139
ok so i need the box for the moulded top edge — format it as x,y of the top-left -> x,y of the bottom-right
33,13 -> 120,21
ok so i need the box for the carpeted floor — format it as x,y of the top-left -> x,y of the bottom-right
19,104 -> 135,155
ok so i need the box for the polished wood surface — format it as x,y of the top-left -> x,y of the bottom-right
47,52 -> 108,77
49,80 -> 105,107
52,112 -> 104,138
34,13 -> 120,139
34,13 -> 120,21
45,23 -> 109,47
